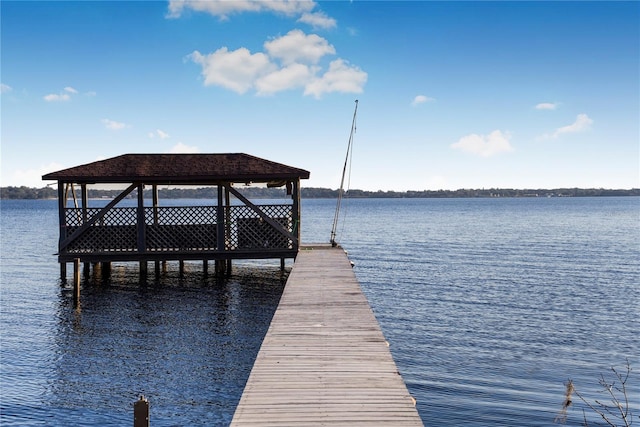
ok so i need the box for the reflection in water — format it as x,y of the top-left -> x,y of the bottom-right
50,262 -> 286,426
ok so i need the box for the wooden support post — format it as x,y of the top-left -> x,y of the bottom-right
139,261 -> 147,281
280,258 -> 285,272
224,185 -> 231,252
73,258 -> 80,306
136,184 -> 146,255
179,260 -> 185,275
162,261 -> 167,273
152,185 -> 159,224
102,262 -> 111,277
81,183 -> 88,223
83,262 -> 90,278
57,183 -> 67,274
133,395 -> 149,427
203,260 -> 208,275
292,178 -> 301,251
226,259 -> 232,276
92,262 -> 101,283
137,183 -> 147,284
216,185 -> 225,252
152,187 -> 160,282
215,259 -> 226,276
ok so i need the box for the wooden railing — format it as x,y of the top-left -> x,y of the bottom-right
62,205 -> 293,255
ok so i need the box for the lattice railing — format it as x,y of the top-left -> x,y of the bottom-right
228,205 -> 293,250
62,205 -> 293,254
145,206 -> 217,251
144,206 -> 216,225
65,207 -> 138,227
65,207 -> 138,253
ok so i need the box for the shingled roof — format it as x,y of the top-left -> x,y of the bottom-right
42,153 -> 310,184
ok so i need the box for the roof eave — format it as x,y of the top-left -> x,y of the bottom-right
42,173 -> 310,184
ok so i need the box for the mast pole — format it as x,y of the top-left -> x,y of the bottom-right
330,99 -> 358,247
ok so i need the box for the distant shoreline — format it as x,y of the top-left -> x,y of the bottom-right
2,186 -> 639,200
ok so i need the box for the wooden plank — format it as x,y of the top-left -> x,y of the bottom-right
231,245 -> 424,426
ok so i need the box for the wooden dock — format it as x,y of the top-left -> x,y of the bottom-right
230,245 -> 424,426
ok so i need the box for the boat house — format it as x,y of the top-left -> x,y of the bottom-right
42,153 -> 310,278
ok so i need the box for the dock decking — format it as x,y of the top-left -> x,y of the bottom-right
230,245 -> 424,426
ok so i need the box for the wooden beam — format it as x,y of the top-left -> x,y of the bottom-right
57,182 -> 66,255
216,185 -> 225,251
152,184 -> 159,225
81,184 -> 88,223
136,184 -> 146,253
292,178 -> 301,250
225,189 -> 234,277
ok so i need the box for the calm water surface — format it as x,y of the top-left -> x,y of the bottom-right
1,197 -> 639,426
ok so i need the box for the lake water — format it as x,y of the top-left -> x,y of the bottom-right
1,196 -> 638,426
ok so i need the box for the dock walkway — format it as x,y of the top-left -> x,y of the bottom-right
230,245 -> 424,426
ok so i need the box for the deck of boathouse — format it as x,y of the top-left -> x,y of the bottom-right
231,245 -> 424,426
42,153 -> 310,277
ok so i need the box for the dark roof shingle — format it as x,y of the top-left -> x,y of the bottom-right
42,153 -> 310,184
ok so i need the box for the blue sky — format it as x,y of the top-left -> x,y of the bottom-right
2,1 -> 638,191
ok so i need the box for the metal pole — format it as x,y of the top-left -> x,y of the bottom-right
330,99 -> 358,246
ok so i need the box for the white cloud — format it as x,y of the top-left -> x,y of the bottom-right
412,95 -> 435,106
171,0 -> 360,98
101,118 -> 128,130
168,142 -> 199,153
552,113 -> 593,137
535,102 -> 559,110
12,162 -> 65,188
189,48 -> 275,94
256,63 -> 313,95
167,0 -> 316,19
43,86 -> 83,102
304,59 -> 367,99
1,83 -> 12,93
189,31 -> 366,98
451,130 -> 514,157
264,29 -> 335,65
298,11 -> 337,29
148,129 -> 170,139
44,92 -> 71,102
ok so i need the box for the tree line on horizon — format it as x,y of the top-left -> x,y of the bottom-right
1,185 -> 638,200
